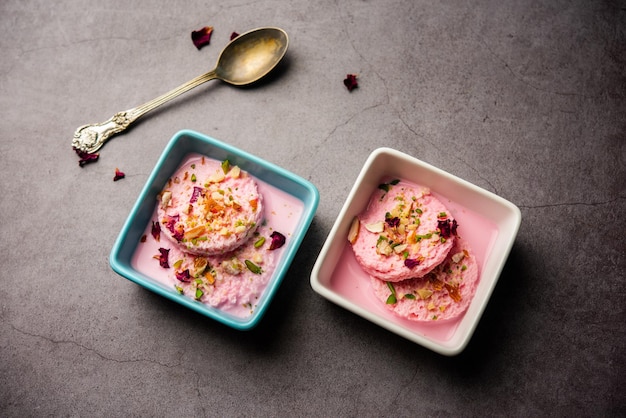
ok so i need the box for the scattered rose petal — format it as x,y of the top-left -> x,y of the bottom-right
151,221 -> 161,241
230,31 -> 239,40
385,217 -> 400,228
164,215 -> 179,233
113,168 -> 125,181
76,150 -> 99,167
437,219 -> 459,239
190,186 -> 203,203
154,248 -> 170,268
175,269 -> 191,282
269,231 -> 286,250
404,258 -> 420,269
163,214 -> 184,242
191,26 -> 214,49
140,235 -> 147,243
343,74 -> 358,91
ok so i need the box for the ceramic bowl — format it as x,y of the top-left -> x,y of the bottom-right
110,129 -> 319,330
310,148 -> 521,355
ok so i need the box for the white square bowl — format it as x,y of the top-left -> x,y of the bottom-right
310,148 -> 521,355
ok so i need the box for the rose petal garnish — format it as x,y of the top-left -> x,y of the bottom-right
175,269 -> 191,282
76,150 -> 99,167
385,217 -> 400,228
151,221 -> 161,241
164,215 -> 179,233
190,186 -> 203,203
437,219 -> 459,239
230,32 -> 239,40
163,214 -> 184,241
113,168 -> 125,181
154,248 -> 170,268
269,231 -> 286,250
404,258 -> 420,269
191,26 -> 214,49
343,74 -> 358,91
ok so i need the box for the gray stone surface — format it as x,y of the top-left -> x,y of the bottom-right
1,0 -> 624,416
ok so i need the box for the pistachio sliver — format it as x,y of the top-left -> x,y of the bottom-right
245,260 -> 262,274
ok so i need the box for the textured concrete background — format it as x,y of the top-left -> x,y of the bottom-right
1,0 -> 624,416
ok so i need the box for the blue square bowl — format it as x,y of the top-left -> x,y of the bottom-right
110,130 -> 319,330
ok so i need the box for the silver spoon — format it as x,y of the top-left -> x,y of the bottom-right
72,27 -> 288,154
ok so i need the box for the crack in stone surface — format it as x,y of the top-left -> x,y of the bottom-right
6,320 -> 209,414
396,112 -> 499,194
518,196 -> 625,209
474,33 -> 602,100
7,321 -> 181,369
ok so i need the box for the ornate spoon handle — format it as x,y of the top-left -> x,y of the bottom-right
72,70 -> 217,154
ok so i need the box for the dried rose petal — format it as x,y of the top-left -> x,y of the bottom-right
163,214 -> 184,242
151,221 -> 161,241
404,258 -> 420,269
437,219 -> 459,239
154,248 -> 170,268
113,168 -> 125,181
385,217 -> 400,228
140,235 -> 147,243
76,150 -> 99,167
343,74 -> 358,91
164,214 -> 179,233
230,32 -> 239,40
191,26 -> 213,49
269,231 -> 286,250
190,186 -> 203,203
175,269 -> 191,282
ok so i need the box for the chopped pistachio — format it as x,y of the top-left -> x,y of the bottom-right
385,281 -> 397,304
245,259 -> 262,274
254,237 -> 266,248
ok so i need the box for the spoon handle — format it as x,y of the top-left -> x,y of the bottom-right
72,69 -> 218,154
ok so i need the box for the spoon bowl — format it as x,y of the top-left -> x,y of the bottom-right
72,27 -> 289,155
217,27 -> 288,85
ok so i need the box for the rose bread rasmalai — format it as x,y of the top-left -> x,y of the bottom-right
349,179 -> 457,282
